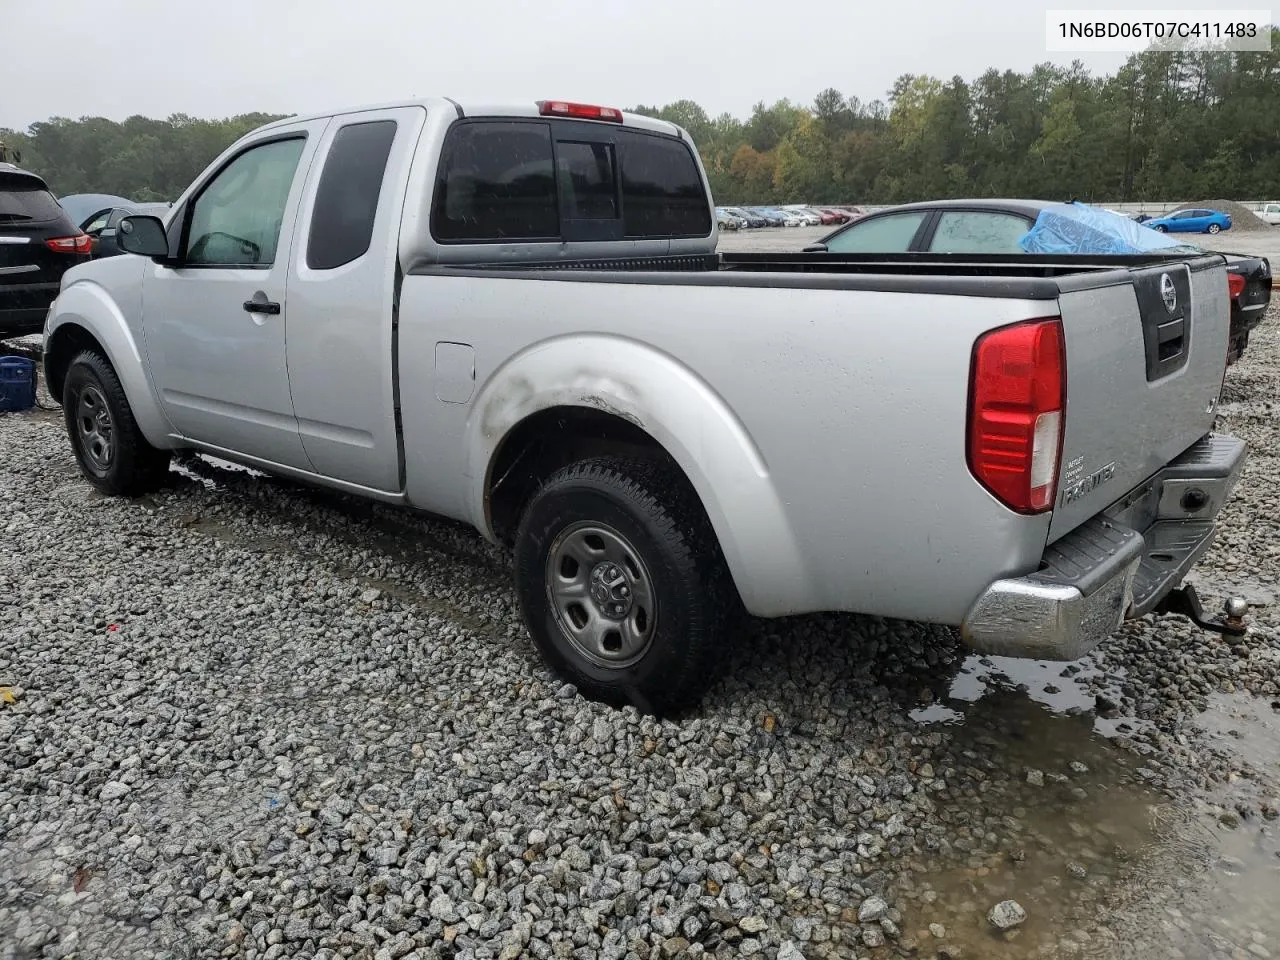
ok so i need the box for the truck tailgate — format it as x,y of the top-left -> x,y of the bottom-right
1049,257 -> 1230,542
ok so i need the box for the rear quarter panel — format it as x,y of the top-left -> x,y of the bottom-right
396,275 -> 1054,623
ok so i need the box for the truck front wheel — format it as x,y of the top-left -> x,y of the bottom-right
513,456 -> 733,714
63,350 -> 171,496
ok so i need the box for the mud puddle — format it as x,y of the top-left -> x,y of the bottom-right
904,659 -> 1280,959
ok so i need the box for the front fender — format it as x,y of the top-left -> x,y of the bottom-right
46,278 -> 176,448
466,334 -> 818,616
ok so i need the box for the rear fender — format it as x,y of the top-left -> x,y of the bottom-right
45,280 -> 177,447
467,335 -> 818,616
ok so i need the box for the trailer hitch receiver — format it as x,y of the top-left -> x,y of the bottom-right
1154,583 -> 1248,637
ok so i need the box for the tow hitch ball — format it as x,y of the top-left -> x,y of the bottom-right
1155,583 -> 1249,637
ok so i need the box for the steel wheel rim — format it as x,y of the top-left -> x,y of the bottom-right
75,384 -> 114,473
545,520 -> 657,669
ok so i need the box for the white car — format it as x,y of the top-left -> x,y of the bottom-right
781,205 -> 822,226
1257,202 -> 1280,226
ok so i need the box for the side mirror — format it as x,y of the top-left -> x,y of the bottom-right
117,215 -> 170,260
803,243 -> 828,253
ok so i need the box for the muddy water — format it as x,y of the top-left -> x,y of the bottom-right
904,657 -> 1280,959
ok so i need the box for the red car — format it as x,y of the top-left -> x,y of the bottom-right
796,207 -> 845,225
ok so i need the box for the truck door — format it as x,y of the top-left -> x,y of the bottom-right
140,119 -> 330,467
282,106 -> 425,492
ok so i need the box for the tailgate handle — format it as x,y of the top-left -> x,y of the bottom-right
1156,317 -> 1185,362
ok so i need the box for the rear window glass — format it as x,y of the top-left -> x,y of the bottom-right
618,133 -> 710,238
556,141 -> 618,220
307,119 -> 398,270
0,182 -> 65,223
432,121 -> 558,242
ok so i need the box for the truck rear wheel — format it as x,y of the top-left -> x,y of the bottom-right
63,350 -> 171,496
513,456 -> 732,714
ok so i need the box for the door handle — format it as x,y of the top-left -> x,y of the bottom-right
243,299 -> 280,315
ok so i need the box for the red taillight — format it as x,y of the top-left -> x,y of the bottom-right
1227,272 -> 1246,299
537,100 -> 624,123
968,317 -> 1066,514
46,233 -> 92,255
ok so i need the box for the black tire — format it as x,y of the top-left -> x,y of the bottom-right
1155,224 -> 1168,232
1207,223 -> 1221,234
63,350 -> 171,496
513,456 -> 733,714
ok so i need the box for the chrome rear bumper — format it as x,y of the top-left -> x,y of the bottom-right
961,434 -> 1247,660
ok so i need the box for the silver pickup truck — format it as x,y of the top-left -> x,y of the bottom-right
43,98 -> 1247,712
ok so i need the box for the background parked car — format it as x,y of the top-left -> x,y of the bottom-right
1257,202 -> 1280,226
57,192 -> 132,228
1144,208 -> 1233,234
727,207 -> 767,228
805,198 -> 1270,365
747,207 -> 787,227
780,205 -> 824,225
791,206 -> 843,225
762,207 -> 806,226
79,202 -> 172,258
1,163 -> 92,337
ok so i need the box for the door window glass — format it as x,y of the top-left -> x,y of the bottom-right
929,211 -> 1032,253
185,137 -> 305,266
824,212 -> 928,252
82,209 -> 113,235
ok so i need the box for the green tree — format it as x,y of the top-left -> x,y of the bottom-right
11,31 -> 1280,207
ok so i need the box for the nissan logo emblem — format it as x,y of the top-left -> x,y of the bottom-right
1160,273 -> 1177,313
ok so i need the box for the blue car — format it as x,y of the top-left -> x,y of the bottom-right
1144,207 -> 1232,234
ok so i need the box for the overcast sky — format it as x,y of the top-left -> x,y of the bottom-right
1,0 -> 1168,130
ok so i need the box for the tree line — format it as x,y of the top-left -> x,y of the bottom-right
3,32 -> 1277,206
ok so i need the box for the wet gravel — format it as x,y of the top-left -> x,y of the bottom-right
1,304 -> 1278,960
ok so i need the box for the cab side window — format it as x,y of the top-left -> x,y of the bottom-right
184,137 -> 306,266
307,120 -> 398,270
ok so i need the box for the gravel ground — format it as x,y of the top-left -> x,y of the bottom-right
1,304 -> 1277,960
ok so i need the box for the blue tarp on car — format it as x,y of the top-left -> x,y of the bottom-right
1018,202 -> 1192,255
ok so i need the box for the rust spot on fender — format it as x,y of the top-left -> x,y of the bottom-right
579,393 -> 644,429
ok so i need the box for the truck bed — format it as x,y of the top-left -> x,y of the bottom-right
413,249 -> 1222,299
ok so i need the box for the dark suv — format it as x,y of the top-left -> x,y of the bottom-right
1,163 -> 91,337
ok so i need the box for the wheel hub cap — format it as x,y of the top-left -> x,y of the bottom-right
545,521 -> 657,668
589,562 -> 633,620
75,385 -> 114,473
